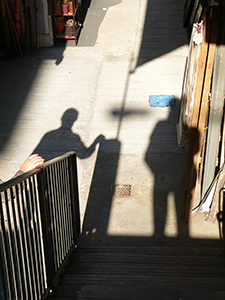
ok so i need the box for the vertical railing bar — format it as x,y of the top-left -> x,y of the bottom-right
52,163 -> 61,268
29,175 -> 42,299
46,165 -> 55,271
68,153 -> 80,244
57,161 -> 66,261
64,159 -> 73,247
57,160 -> 66,259
32,175 -> 44,295
47,166 -> 57,280
61,159 -> 70,253
3,189 -> 18,300
28,177 -> 38,289
0,229 -> 7,300
46,166 -> 57,273
49,165 -> 59,270
19,182 -> 33,300
13,184 -> 29,300
8,186 -> 23,300
23,180 -> 37,300
66,158 -> 74,247
37,168 -> 55,287
54,162 -> 63,266
34,174 -> 47,293
55,162 -> 64,265
25,178 -> 38,300
0,193 -> 12,300
61,159 -> 68,258
0,261 -> 6,300
67,157 -> 75,243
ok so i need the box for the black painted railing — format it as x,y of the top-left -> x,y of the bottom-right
0,152 -> 80,300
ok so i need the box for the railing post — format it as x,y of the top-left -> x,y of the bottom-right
68,153 -> 80,245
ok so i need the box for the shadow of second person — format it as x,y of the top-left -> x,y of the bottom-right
145,107 -> 187,241
33,108 -> 104,161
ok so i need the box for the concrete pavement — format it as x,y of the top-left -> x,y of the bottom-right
0,0 -> 222,247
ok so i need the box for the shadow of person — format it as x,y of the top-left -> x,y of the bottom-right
145,106 -> 188,242
79,137 -> 121,247
33,108 -> 103,161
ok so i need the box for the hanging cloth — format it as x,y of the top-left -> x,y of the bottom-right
10,0 -> 21,39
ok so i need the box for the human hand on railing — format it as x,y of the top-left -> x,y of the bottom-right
19,154 -> 45,173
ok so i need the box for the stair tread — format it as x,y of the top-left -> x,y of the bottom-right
52,285 -> 225,300
50,246 -> 225,299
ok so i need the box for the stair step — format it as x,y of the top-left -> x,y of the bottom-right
51,287 -> 225,300
49,246 -> 225,299
73,246 -> 225,256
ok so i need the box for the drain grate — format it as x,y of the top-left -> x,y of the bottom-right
113,185 -> 132,196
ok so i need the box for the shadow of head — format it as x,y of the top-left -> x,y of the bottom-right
61,108 -> 79,129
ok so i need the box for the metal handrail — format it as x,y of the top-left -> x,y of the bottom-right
0,152 -> 80,300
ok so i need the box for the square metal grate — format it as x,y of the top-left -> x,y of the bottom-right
113,185 -> 132,196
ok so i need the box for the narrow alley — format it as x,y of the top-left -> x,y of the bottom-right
0,0 -> 224,299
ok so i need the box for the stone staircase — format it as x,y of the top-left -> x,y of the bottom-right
49,245 -> 225,300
